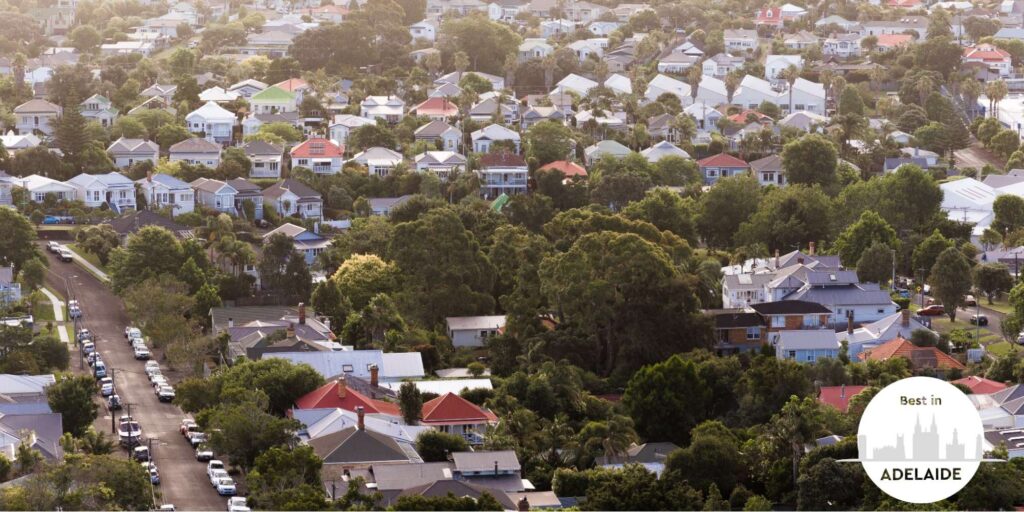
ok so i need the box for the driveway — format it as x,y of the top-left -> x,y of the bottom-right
954,142 -> 1006,171
41,243 -> 227,511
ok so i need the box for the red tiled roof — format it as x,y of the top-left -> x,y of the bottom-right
413,97 -> 459,116
963,44 -> 1012,63
755,7 -> 783,24
290,138 -> 344,158
697,153 -> 749,168
727,109 -> 771,124
479,152 -> 527,167
420,393 -> 498,425
952,376 -> 1008,394
294,380 -> 401,416
858,337 -> 966,370
875,34 -> 913,48
818,385 -> 868,412
274,78 -> 309,92
539,160 -> 587,177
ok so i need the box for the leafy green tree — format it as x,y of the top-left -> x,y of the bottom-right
974,263 -> 1013,304
994,195 -> 1024,234
856,242 -> 894,286
348,123 -> 397,151
75,224 -> 120,265
46,374 -> 99,437
156,123 -> 191,151
310,280 -> 351,334
696,175 -> 761,249
107,226 -> 185,293
18,257 -> 45,292
664,421 -> 744,495
167,47 -> 196,77
331,253 -> 397,310
781,134 -> 838,188
992,129 -> 1021,158
931,246 -> 973,321
398,381 -> 423,425
525,121 -> 573,166
440,13 -> 522,74
68,25 -> 102,53
736,185 -> 832,252
110,116 -> 148,139
395,491 -> 503,510
622,188 -> 697,244
247,445 -> 327,510
197,393 -> 301,470
416,430 -> 469,462
955,459 -> 1024,510
176,357 -> 324,416
703,483 -> 731,511
833,210 -> 898,267
0,209 -> 39,274
623,355 -> 709,445
796,457 -> 864,510
838,85 -> 865,116
912,229 -> 954,280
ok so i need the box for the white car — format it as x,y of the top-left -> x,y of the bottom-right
131,337 -> 147,349
82,341 -> 95,355
209,468 -> 230,487
58,248 -> 74,262
227,497 -> 250,512
144,361 -> 160,375
134,345 -> 151,360
215,477 -> 237,496
157,385 -> 176,402
159,505 -> 175,511
207,460 -> 225,481
151,376 -> 168,390
98,377 -> 114,396
196,444 -> 214,461
125,326 -> 142,339
118,421 -> 142,445
47,241 -> 60,253
143,461 -> 160,485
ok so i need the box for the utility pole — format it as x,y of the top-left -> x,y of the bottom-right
891,249 -> 896,291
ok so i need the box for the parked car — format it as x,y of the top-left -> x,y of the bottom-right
144,361 -> 160,375
86,351 -> 99,366
133,445 -> 150,462
227,497 -> 250,512
143,461 -> 160,485
107,394 -> 123,411
181,418 -> 198,436
215,478 -> 237,496
126,327 -> 142,341
68,300 -> 82,319
157,385 -> 176,402
134,345 -> 151,360
196,444 -> 214,461
159,505 -> 175,511
42,215 -> 60,225
209,468 -> 230,487
76,328 -> 92,342
94,362 -> 107,378
1018,331 -> 1024,345
965,295 -> 978,307
189,432 -> 207,449
918,304 -> 945,316
58,248 -> 74,262
46,241 -> 61,253
118,421 -> 142,446
98,377 -> 114,396
970,314 -> 989,326
82,341 -> 95,355
207,460 -> 225,482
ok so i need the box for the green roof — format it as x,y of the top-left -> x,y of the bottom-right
251,86 -> 295,103
490,193 -> 510,212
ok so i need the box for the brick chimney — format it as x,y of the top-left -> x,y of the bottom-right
298,302 -> 306,325
286,322 -> 295,338
336,378 -> 347,399
356,406 -> 365,431
809,241 -> 816,256
369,364 -> 379,388
847,310 -> 854,334
774,249 -> 780,269
517,497 -> 530,512
901,308 -> 910,327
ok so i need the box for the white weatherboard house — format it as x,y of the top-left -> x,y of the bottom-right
186,101 -> 236,144
14,99 -> 62,137
471,124 -> 521,153
169,138 -> 223,167
446,316 -> 507,347
65,172 -> 137,213
360,95 -> 405,123
15,175 -> 76,202
137,173 -> 195,216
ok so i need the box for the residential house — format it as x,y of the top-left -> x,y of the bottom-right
169,138 -> 222,167
775,330 -> 841,362
276,350 -> 424,384
783,78 -> 826,115
598,443 -> 680,477
823,33 -> 862,58
368,196 -> 414,216
198,86 -> 240,104
684,102 -> 724,134
750,299 -> 833,335
779,111 -> 828,132
136,173 -> 194,216
471,124 -> 521,154
640,141 -> 690,162
307,423 -> 419,471
237,30 -> 294,57
750,154 -> 785,186
538,160 -> 587,180
0,410 -> 64,462
360,96 -> 405,124
243,140 -> 284,179
99,40 -> 154,55
733,75 -> 779,109
584,139 -> 632,165
420,393 -> 498,444
414,120 -> 461,151
291,138 -> 344,175
140,83 -> 176,103
0,267 -> 21,304
468,97 -> 517,125
14,99 -> 61,136
300,4 -> 349,23
589,20 -> 621,36
263,179 -> 323,219
709,308 -> 768,354
446,315 -> 507,347
860,17 -> 927,38
220,178 -> 262,221
859,336 -> 966,372
765,54 -> 804,81
263,223 -> 330,265
250,86 -> 297,115
518,38 -> 554,61
488,0 -> 522,22
963,44 -> 1013,77
839,310 -> 935,358
755,6 -> 785,28
186,101 -> 236,144
954,376 -> 1007,395
818,385 -> 869,412
106,138 -> 158,169
349,147 -> 404,177
14,174 -> 75,202
785,30 -> 820,50
0,131 -> 41,154
329,114 -> 376,147
0,171 -> 12,207
228,79 -> 268,99
190,178 -> 237,214
657,52 -> 701,73
698,153 -> 749,185
563,0 -> 608,23
702,53 -> 745,78
435,71 -> 505,91
540,19 -> 575,37
815,15 -> 860,31
409,19 -> 437,42
556,73 -> 599,96
293,408 -> 431,446
724,29 -> 758,52
414,151 -> 467,179
412,97 -> 459,121
65,172 -> 136,212
79,94 -> 117,127
604,73 -> 632,95
521,107 -> 567,130
478,152 -> 528,198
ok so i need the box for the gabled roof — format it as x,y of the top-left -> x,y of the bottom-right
306,426 -> 412,464
413,97 -> 459,116
187,101 -> 235,122
190,177 -> 236,195
198,86 -> 239,103
953,376 -> 1007,395
273,78 -> 308,92
290,138 -> 344,158
452,450 -> 520,472
858,337 -> 966,369
105,210 -> 192,238
229,79 -> 268,91
242,140 -> 283,156
818,385 -> 868,412
107,137 -> 159,154
556,73 -> 598,95
640,141 -> 690,162
263,178 -> 321,200
294,380 -> 401,415
749,154 -> 782,173
749,300 -> 831,315
697,152 -> 749,168
139,173 -> 190,190
395,480 -> 516,510
66,172 -> 134,188
251,85 -> 296,103
414,120 -> 459,138
14,99 -> 60,114
539,160 -> 587,178
420,393 -> 498,425
471,124 -> 520,141
479,152 -> 526,167
169,137 -> 222,154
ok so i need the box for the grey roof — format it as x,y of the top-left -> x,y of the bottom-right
0,266 -> 12,285
105,210 -> 192,239
265,350 -> 424,381
598,442 -> 680,465
749,154 -> 782,174
414,120 -> 458,138
367,195 -> 413,211
983,174 -> 1024,189
750,300 -> 832,315
226,178 -> 262,195
242,140 -> 283,156
108,138 -> 159,154
372,461 -> 456,491
307,427 -> 414,464
446,316 -> 507,331
452,450 -> 521,472
169,137 -> 221,154
211,305 -> 300,334
263,178 -> 321,201
396,479 -> 517,510
0,412 -> 64,460
786,285 -> 895,307
723,272 -> 774,291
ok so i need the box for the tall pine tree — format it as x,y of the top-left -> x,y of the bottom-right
54,94 -> 90,172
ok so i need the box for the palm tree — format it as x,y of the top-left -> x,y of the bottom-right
685,65 -> 702,103
961,78 -> 982,119
361,294 -> 405,344
781,64 -> 800,114
724,72 -> 742,105
578,414 -> 637,463
542,54 -> 558,92
986,79 -> 1008,118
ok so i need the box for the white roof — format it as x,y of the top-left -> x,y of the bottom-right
199,86 -> 240,102
380,378 -> 493,395
698,75 -> 728,98
446,315 -> 507,331
0,131 -> 41,150
14,174 -> 74,193
739,75 -> 776,96
292,408 -> 432,443
791,77 -> 825,98
644,74 -> 690,101
330,114 -> 376,129
381,352 -> 426,380
350,147 -> 404,165
837,312 -> 934,347
0,374 -> 55,394
414,151 -> 466,165
940,177 -> 1000,211
66,172 -> 134,189
640,141 -> 690,162
766,54 -> 804,67
776,330 -> 841,350
187,101 -> 235,122
604,73 -> 632,95
556,73 -> 598,95
471,124 -> 520,141
264,349 -> 425,381
519,38 -> 553,51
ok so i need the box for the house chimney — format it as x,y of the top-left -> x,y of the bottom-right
774,249 -> 780,269
298,302 -> 306,325
517,497 -> 530,512
287,322 -> 295,338
228,317 -> 233,328
356,406 -> 365,431
494,460 -> 500,476
369,364 -> 379,388
337,377 -> 347,399
840,383 -> 846,399
846,310 -> 854,334
901,308 -> 910,327
809,241 -> 816,256
797,257 -> 804,264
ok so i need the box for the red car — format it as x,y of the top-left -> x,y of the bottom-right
918,304 -> 945,316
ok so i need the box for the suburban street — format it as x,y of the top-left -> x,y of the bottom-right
40,242 -> 226,511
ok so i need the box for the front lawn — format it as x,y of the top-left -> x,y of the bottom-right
988,341 -> 1021,357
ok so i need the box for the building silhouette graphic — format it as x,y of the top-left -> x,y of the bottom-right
858,413 -> 979,461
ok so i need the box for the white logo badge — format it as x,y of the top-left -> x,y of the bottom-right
856,376 -> 985,504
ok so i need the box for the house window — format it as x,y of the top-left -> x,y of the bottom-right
706,168 -> 718,178
877,308 -> 884,314
746,327 -> 760,340
772,315 -> 785,328
807,354 -> 815,362
342,364 -> 354,373
788,350 -> 796,359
